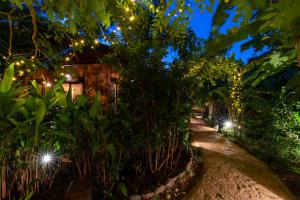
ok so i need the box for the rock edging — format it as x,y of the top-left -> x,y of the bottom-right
129,151 -> 194,200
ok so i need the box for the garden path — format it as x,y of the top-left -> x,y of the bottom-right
183,117 -> 296,200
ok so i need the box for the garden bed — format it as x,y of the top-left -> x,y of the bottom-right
128,148 -> 203,200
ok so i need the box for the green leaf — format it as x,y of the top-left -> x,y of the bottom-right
34,100 -> 46,144
31,80 -> 42,96
118,183 -> 128,197
106,143 -> 116,159
24,191 -> 34,200
0,63 -> 14,93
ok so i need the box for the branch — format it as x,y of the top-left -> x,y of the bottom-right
28,5 -> 38,58
0,9 -> 15,60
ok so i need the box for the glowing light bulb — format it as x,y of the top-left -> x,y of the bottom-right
117,26 -> 121,30
75,42 -> 79,46
179,9 -> 183,13
45,82 -> 52,87
20,60 -> 24,64
65,57 -> 70,61
224,121 -> 233,129
39,152 -> 54,167
16,61 -> 20,66
80,39 -> 84,44
94,39 -> 99,44
125,7 -> 129,12
65,73 -> 72,81
129,16 -> 135,21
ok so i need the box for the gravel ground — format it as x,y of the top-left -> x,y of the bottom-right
183,118 -> 296,200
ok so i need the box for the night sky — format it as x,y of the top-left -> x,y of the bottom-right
164,1 -> 260,64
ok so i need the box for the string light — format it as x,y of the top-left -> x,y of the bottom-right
94,39 -> 99,44
125,7 -> 130,12
65,57 -> 70,61
80,39 -> 85,44
20,60 -> 24,64
13,77 -> 16,81
129,15 -> 135,21
75,42 -> 79,46
3,56 -> 6,59
179,9 -> 183,13
117,26 -> 121,31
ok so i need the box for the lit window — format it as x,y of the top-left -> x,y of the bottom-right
62,83 -> 83,100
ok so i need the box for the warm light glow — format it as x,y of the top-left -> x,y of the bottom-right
125,7 -> 129,12
65,73 -> 72,81
20,60 -> 24,64
179,9 -> 183,13
117,26 -> 121,30
129,15 -> 135,21
224,121 -> 233,129
45,82 -> 52,87
12,77 -> 16,81
15,61 -> 20,66
75,42 -> 79,46
94,39 -> 99,44
65,57 -> 70,61
80,39 -> 84,44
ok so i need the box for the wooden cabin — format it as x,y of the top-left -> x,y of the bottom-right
30,45 -> 119,103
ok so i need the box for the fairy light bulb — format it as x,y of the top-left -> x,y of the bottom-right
129,15 -> 135,21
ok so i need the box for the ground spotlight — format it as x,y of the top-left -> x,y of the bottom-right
38,151 -> 56,168
223,121 -> 233,129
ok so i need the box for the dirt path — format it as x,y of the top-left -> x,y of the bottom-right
183,117 -> 296,200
